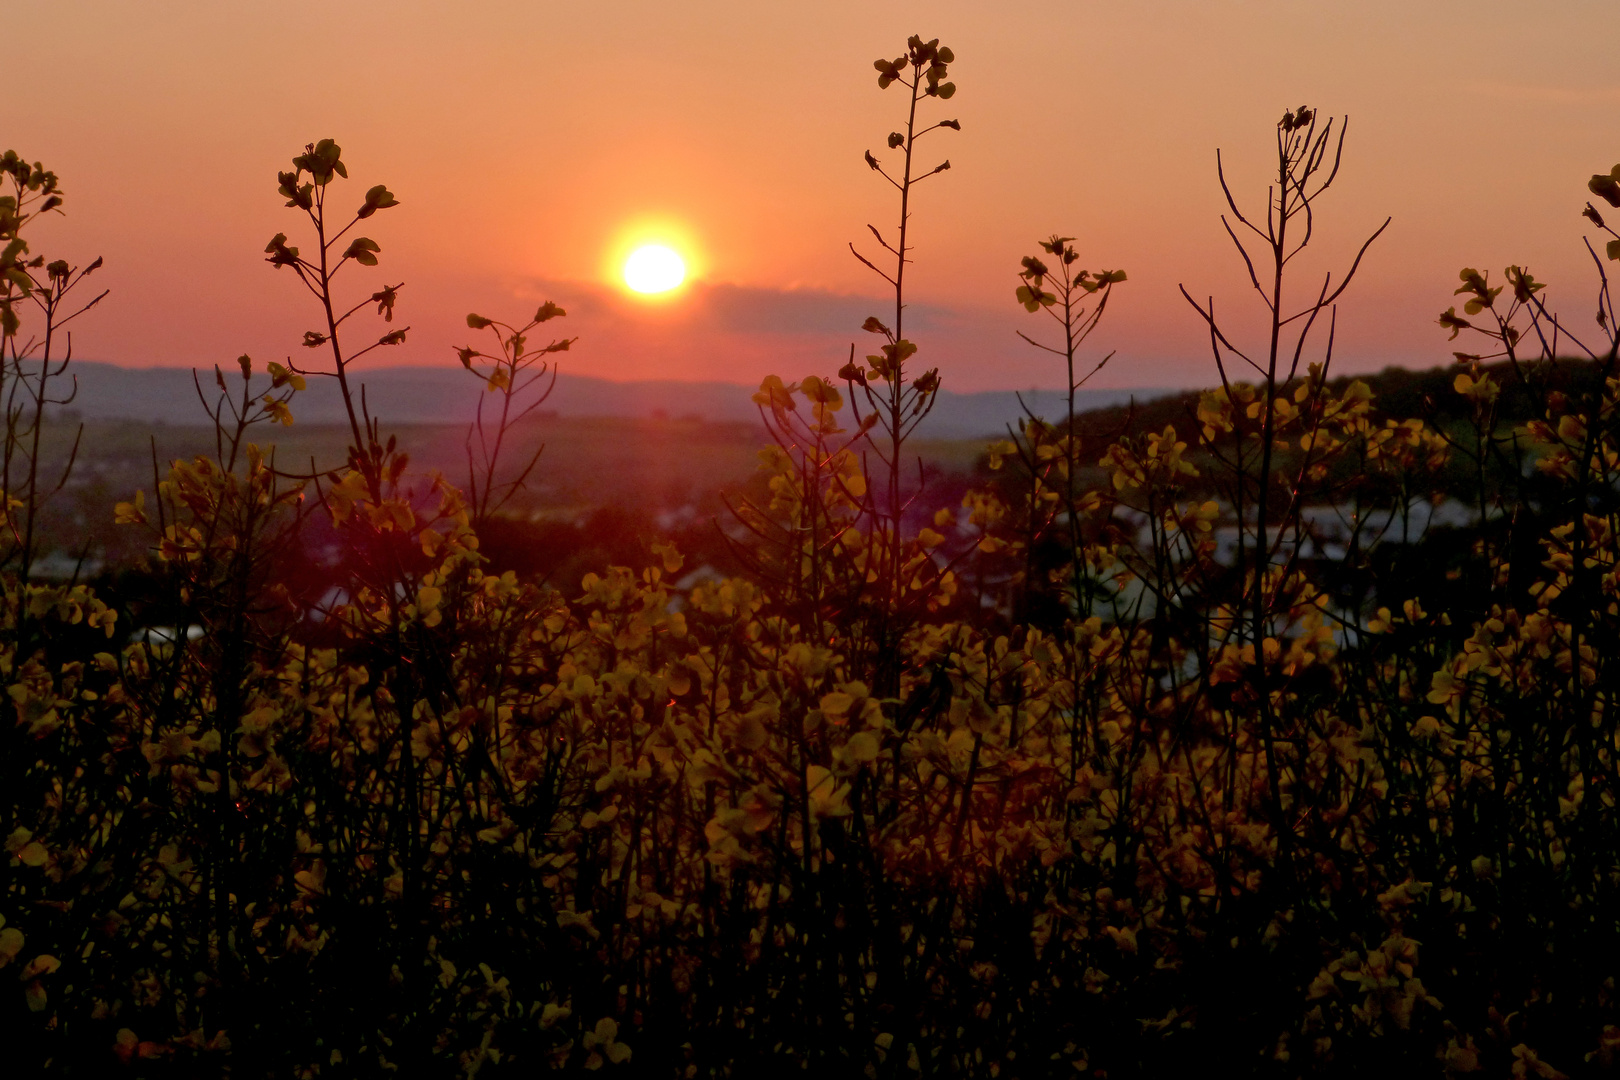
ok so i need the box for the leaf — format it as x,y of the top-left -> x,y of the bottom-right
752,374 -> 797,411
873,57 -> 905,88
843,730 -> 880,767
1437,307 -> 1471,340
0,926 -> 22,966
294,860 -> 327,897
371,284 -> 399,321
342,237 -> 380,266
277,171 -> 312,209
651,540 -> 683,573
295,138 -> 346,185
1590,171 -> 1620,209
114,489 -> 146,525
263,396 -> 293,426
805,765 -> 851,818
356,184 -> 399,219
267,361 -> 306,391
264,233 -> 300,268
19,954 -> 59,980
819,691 -> 855,721
1015,284 -> 1055,313
886,339 -> 919,365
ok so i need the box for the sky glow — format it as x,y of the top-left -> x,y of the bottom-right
6,2 -> 1618,391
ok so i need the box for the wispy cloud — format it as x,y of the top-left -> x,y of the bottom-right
548,278 -> 954,338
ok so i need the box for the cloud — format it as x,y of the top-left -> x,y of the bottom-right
469,274 -> 1190,392
538,277 -> 953,338
698,282 -> 884,334
698,282 -> 965,336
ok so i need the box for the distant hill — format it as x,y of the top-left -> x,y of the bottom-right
1061,358 -> 1608,451
42,362 -> 1171,441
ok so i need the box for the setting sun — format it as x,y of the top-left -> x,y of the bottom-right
623,244 -> 686,294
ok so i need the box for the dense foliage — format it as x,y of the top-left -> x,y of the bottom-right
4,36 -> 1620,1079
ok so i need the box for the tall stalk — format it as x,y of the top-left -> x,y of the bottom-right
845,36 -> 958,622
1179,106 -> 1387,867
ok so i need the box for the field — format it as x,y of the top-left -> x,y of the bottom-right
29,409 -> 993,583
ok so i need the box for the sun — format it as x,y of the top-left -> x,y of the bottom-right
623,244 -> 686,294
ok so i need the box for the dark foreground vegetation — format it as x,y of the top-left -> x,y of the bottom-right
4,34 -> 1620,1079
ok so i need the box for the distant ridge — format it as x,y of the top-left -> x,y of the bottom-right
41,362 -> 1172,441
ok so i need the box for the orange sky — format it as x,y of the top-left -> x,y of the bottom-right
9,1 -> 1619,393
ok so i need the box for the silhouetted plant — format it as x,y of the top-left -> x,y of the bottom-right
0,150 -> 106,590
988,236 -> 1126,625
844,34 -> 960,617
456,302 -> 575,525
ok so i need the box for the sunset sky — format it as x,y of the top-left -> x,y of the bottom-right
10,1 -> 1618,393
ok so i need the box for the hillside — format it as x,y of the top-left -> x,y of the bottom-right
43,361 -> 1169,440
